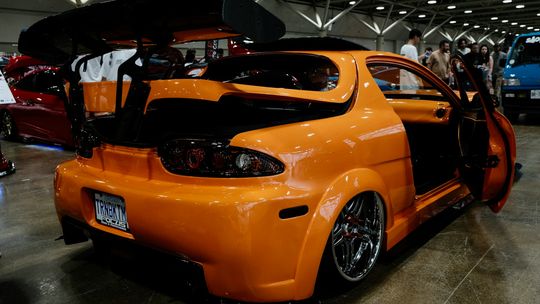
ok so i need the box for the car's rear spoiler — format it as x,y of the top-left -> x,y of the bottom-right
18,0 -> 285,63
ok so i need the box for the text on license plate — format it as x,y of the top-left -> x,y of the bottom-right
94,192 -> 129,231
531,90 -> 540,99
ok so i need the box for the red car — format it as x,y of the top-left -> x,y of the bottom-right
0,57 -> 73,147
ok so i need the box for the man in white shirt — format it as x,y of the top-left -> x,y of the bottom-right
400,29 -> 422,89
400,29 -> 422,62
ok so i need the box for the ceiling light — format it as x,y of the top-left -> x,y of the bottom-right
399,10 -> 407,14
349,1 -> 356,4
376,6 -> 385,10
502,20 -> 509,23
502,0 -> 512,3
537,13 -> 540,16
520,24 -> 526,28
447,5 -> 456,9
427,0 -> 437,4
450,20 -> 456,24
516,34 -> 519,36
464,23 -> 470,26
484,27 -> 490,30
491,17 -> 498,20
516,5 -> 525,8
474,25 -> 480,28
465,10 -> 472,14
418,14 -> 426,18
536,29 -> 540,31
511,22 -> 518,25
502,30 -> 507,33
528,26 -> 534,29
495,29 -> 499,32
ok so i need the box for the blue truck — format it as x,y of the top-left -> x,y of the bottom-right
502,32 -> 540,122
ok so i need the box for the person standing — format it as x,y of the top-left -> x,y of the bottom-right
399,29 -> 422,90
427,40 -> 451,83
400,29 -> 422,62
464,43 -> 482,67
455,38 -> 471,56
420,47 -> 433,66
491,44 -> 507,100
480,44 -> 494,93
462,43 -> 483,89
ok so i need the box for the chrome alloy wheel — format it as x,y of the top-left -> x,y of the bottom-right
331,192 -> 384,281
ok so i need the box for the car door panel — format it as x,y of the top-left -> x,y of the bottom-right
386,98 -> 452,124
451,57 -> 516,212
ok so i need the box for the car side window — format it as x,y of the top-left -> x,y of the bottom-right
204,54 -> 339,91
14,74 -> 36,91
368,64 -> 448,102
14,70 -> 63,95
34,70 -> 64,94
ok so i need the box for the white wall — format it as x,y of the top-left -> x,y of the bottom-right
0,11 -> 50,53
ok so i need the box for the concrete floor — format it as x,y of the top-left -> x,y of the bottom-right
0,119 -> 538,304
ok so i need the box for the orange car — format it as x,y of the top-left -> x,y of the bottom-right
20,0 -> 515,302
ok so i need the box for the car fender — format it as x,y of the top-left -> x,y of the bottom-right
292,167 -> 392,299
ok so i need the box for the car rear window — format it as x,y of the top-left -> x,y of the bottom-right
202,53 -> 339,91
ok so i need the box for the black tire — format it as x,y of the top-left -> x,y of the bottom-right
317,192 -> 385,291
503,110 -> 519,124
0,111 -> 17,140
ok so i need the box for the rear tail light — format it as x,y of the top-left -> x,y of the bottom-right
76,127 -> 101,158
158,139 -> 284,177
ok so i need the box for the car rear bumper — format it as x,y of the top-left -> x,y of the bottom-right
54,158 -> 319,302
502,88 -> 540,113
60,216 -> 210,295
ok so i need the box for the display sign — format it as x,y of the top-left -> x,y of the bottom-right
525,36 -> 540,44
0,70 -> 16,104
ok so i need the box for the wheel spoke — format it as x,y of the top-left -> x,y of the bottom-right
353,196 -> 365,218
350,240 -> 367,268
342,239 -> 354,272
332,224 -> 344,247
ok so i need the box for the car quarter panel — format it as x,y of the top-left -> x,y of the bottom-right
227,52 -> 416,298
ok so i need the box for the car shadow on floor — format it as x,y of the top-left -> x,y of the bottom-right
512,113 -> 540,125
313,203 -> 471,303
51,204 -> 471,304
59,241 -> 215,304
0,280 -> 33,304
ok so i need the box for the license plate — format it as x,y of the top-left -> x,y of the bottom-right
531,90 -> 540,99
94,192 -> 129,231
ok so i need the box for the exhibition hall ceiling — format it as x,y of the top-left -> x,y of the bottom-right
0,0 -> 80,14
289,0 -> 540,35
